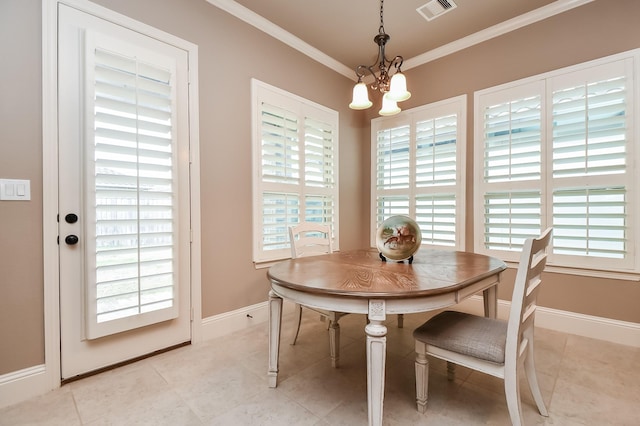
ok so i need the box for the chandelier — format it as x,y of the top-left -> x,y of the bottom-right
349,0 -> 411,116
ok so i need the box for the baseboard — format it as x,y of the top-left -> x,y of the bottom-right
200,299 -> 296,341
454,296 -> 640,348
0,365 -> 52,409
3,298 -> 637,410
199,296 -> 639,348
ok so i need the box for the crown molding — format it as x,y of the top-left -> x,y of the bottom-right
404,0 -> 595,70
207,0 -> 595,81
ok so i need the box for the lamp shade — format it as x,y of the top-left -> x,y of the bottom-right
379,93 -> 401,116
387,72 -> 411,102
349,82 -> 373,110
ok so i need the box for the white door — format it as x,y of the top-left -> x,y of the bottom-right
58,4 -> 192,379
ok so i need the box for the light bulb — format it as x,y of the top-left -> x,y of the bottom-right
387,72 -> 411,102
379,93 -> 401,116
349,82 -> 373,110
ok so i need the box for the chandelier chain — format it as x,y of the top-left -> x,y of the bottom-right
379,0 -> 385,34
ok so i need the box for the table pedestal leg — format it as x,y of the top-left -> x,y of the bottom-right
268,289 -> 282,388
366,300 -> 387,426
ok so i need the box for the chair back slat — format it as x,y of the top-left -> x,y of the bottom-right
521,306 -> 536,331
506,228 -> 552,365
525,276 -> 542,297
289,223 -> 333,259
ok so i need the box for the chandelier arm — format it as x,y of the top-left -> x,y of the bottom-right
389,55 -> 404,71
355,64 -> 379,81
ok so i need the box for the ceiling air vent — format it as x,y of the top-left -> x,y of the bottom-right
417,0 -> 457,21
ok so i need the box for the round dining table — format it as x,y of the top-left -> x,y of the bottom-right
266,248 -> 506,426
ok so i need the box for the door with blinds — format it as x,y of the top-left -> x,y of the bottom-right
58,4 -> 192,379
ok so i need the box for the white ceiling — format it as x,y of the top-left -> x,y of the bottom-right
208,0 -> 594,80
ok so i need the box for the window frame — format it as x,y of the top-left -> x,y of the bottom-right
251,79 -> 339,265
370,95 -> 467,250
474,49 -> 640,274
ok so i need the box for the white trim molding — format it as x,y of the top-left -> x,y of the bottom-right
2,298 -> 636,409
200,300 -> 296,341
42,0 -> 63,400
404,0 -> 595,70
199,297 -> 640,348
0,365 -> 47,409
455,296 -> 640,348
206,0 -> 595,79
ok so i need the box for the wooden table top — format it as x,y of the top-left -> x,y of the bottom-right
268,249 -> 506,299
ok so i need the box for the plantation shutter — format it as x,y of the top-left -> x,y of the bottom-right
304,117 -> 334,188
372,97 -> 466,249
552,187 -> 626,258
261,103 -> 300,185
252,80 -> 339,262
376,195 -> 411,224
259,102 -> 301,252
476,54 -> 637,271
375,124 -> 411,226
414,114 -> 458,246
376,125 -> 411,190
304,116 -> 336,230
482,191 -> 542,251
477,83 -> 543,254
86,38 -> 179,338
550,59 -> 632,268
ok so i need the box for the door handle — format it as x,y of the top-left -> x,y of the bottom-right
65,213 -> 78,224
65,235 -> 79,245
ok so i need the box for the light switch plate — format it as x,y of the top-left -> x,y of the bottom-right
0,179 -> 31,201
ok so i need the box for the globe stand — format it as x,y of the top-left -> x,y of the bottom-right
379,253 -> 413,264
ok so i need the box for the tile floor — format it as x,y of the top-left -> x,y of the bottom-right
1,310 -> 639,425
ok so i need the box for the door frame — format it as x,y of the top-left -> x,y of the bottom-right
42,0 -> 202,389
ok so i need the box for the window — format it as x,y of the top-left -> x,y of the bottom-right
91,46 -> 177,329
371,96 -> 466,250
475,51 -> 639,273
252,79 -> 339,263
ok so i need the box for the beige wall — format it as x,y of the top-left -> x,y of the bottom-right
396,0 -> 640,323
0,0 -> 638,376
0,0 -> 45,374
0,0 -> 366,375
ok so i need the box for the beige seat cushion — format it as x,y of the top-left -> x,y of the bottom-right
413,311 -> 508,364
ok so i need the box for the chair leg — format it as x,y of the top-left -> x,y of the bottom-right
414,340 -> 429,413
446,361 -> 456,381
291,303 -> 303,345
397,313 -> 404,328
504,365 -> 524,426
524,335 -> 549,416
328,317 -> 341,368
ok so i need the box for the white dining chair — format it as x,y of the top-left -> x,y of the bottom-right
412,228 -> 553,426
288,223 -> 347,367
